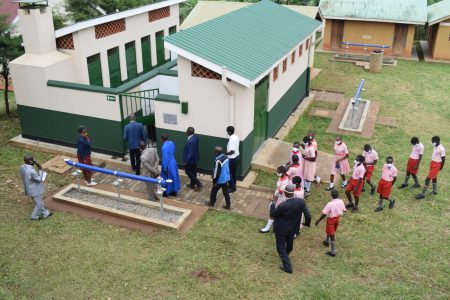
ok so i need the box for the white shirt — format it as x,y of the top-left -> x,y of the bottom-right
227,134 -> 240,159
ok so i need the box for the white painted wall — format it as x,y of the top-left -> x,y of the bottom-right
11,53 -> 121,121
154,56 -> 254,141
267,33 -> 314,111
65,4 -> 179,86
18,7 -> 57,55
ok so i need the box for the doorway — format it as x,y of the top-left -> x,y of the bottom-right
393,24 -> 409,55
330,20 -> 344,50
253,76 -> 268,153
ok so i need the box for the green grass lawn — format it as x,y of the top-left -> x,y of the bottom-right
1,54 -> 449,299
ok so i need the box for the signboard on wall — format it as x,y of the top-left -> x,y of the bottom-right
163,113 -> 177,125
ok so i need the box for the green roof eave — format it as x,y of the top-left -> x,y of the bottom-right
427,0 -> 450,25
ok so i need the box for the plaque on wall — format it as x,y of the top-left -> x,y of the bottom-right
163,113 -> 177,125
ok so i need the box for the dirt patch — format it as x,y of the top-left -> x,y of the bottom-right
190,269 -> 223,283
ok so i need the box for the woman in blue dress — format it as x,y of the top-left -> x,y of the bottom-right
160,134 -> 181,196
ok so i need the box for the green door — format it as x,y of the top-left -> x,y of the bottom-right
253,76 -> 268,153
141,36 -> 152,73
168,26 -> 176,60
156,30 -> 165,66
107,47 -> 121,87
87,53 -> 103,86
125,41 -> 137,80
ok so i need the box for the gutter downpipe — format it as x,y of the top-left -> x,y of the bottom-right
222,66 -> 235,126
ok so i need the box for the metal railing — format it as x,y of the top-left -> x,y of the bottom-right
65,159 -> 172,212
342,42 -> 390,58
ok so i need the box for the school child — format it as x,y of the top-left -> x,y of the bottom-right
315,189 -> 346,257
345,155 -> 365,212
375,156 -> 398,212
399,137 -> 424,189
286,141 -> 302,167
302,136 -> 316,196
287,155 -> 303,183
362,144 -> 378,195
292,176 -> 304,199
260,166 -> 292,233
325,136 -> 350,190
416,136 -> 446,199
307,130 -> 321,183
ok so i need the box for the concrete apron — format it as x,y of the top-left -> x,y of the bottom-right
251,138 -> 335,184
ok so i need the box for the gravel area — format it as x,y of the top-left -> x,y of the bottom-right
64,189 -> 182,223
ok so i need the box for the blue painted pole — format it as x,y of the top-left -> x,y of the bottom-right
342,42 -> 390,49
354,79 -> 365,103
64,159 -> 168,187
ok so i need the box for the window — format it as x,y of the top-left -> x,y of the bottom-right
282,58 -> 287,73
273,66 -> 278,81
148,7 -> 170,22
87,54 -> 103,86
169,25 -> 177,35
107,47 -> 121,87
191,62 -> 221,80
306,38 -> 310,50
95,19 -> 126,39
155,30 -> 165,66
141,36 -> 152,73
299,44 -> 303,57
291,51 -> 295,64
125,41 -> 137,80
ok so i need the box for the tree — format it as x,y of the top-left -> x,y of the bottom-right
64,0 -> 155,22
0,15 -> 24,117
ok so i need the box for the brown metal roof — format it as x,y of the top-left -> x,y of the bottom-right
0,0 -> 19,24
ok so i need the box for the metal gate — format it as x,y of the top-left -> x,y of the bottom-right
119,89 -> 159,144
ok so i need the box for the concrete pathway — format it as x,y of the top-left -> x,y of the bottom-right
92,163 -> 273,220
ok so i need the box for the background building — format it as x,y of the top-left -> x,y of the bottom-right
319,0 -> 427,57
427,0 -> 450,61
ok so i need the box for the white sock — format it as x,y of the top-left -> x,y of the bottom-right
262,219 -> 274,230
342,180 -> 347,185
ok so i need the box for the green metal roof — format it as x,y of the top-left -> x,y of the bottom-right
319,0 -> 427,25
165,0 -> 321,84
428,0 -> 450,25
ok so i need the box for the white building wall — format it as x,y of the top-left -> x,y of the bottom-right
154,56 -> 254,140
267,34 -> 314,111
11,53 -> 120,121
68,4 -> 179,86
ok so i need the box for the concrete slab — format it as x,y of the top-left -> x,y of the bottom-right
251,138 -> 334,183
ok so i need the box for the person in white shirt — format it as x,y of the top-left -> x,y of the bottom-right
399,137 -> 424,189
416,136 -> 445,199
226,126 -> 240,193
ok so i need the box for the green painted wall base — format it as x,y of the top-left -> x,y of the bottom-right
267,68 -> 309,137
17,105 -> 125,155
155,128 -> 253,179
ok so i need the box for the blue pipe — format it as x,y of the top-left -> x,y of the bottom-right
64,159 -> 168,186
342,42 -> 390,49
353,79 -> 365,103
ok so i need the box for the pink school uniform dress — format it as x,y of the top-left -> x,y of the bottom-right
274,176 -> 292,207
362,149 -> 379,180
331,142 -> 350,175
303,145 -> 316,182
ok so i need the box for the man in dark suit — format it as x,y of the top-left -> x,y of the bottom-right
183,127 -> 202,191
270,184 -> 311,274
123,114 -> 147,175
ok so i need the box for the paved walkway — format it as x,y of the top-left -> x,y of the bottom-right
92,163 -> 273,220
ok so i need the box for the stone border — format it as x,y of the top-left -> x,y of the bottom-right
53,184 -> 191,230
338,100 -> 371,133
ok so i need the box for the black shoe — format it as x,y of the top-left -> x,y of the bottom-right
222,205 -> 231,210
351,206 -> 359,213
374,206 -> 383,212
412,183 -> 420,189
163,192 -> 168,197
415,193 -> 425,200
325,251 -> 336,257
279,266 -> 293,274
388,199 -> 395,209
205,201 -> 214,207
323,240 -> 330,247
398,183 -> 408,189
169,192 -> 177,197
432,191 -> 438,195
227,188 -> 237,193
362,188 -> 366,192
325,186 -> 334,191
44,212 -> 53,219
345,203 -> 354,209
370,187 -> 375,195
